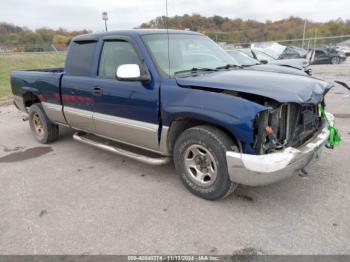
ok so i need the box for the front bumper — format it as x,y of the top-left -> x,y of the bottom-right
226,124 -> 330,186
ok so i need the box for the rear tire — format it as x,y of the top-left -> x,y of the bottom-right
29,104 -> 59,144
173,125 -> 238,200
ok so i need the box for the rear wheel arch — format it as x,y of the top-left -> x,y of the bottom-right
23,92 -> 41,109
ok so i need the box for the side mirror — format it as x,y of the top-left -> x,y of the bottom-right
116,64 -> 150,82
260,59 -> 268,64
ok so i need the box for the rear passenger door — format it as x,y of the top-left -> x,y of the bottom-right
61,40 -> 97,132
92,37 -> 160,152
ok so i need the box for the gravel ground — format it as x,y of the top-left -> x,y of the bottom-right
0,61 -> 349,255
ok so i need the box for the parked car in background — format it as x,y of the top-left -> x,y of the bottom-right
336,39 -> 350,57
226,49 -> 309,76
238,48 -> 312,75
279,45 -> 308,59
251,42 -> 308,59
311,48 -> 347,65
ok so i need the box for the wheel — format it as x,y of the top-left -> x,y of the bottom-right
331,57 -> 340,64
28,104 -> 59,144
173,125 -> 238,200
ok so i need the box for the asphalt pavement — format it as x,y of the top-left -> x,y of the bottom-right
0,61 -> 349,255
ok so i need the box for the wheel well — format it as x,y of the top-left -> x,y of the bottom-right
166,118 -> 241,154
23,92 -> 40,108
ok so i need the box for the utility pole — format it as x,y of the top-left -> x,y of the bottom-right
102,11 -> 108,32
302,19 -> 307,48
314,29 -> 318,49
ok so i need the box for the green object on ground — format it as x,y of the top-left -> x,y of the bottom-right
328,125 -> 341,146
320,105 -> 341,147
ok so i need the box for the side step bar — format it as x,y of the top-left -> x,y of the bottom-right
73,132 -> 170,166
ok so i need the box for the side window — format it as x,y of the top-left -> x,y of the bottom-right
315,50 -> 325,57
98,41 -> 141,78
68,41 -> 96,76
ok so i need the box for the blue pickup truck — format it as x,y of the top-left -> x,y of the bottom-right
11,29 -> 334,200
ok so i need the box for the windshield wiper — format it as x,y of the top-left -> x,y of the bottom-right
216,64 -> 243,70
174,67 -> 218,76
241,63 -> 261,67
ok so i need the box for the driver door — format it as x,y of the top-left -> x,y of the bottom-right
92,38 -> 160,152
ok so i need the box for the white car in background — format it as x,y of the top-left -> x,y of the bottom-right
238,47 -> 312,75
336,39 -> 350,56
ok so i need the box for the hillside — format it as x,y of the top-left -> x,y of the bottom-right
0,23 -> 90,52
139,15 -> 350,43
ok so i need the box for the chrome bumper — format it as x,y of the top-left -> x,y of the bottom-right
226,124 -> 330,186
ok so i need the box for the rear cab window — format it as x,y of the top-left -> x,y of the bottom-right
67,41 -> 97,76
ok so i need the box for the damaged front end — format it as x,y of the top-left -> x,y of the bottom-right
253,102 -> 324,155
223,85 -> 336,186
176,69 -> 336,186
226,100 -> 333,186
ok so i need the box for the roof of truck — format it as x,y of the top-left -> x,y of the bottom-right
72,29 -> 202,42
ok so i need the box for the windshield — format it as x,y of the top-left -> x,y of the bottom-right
254,50 -> 276,62
142,33 -> 238,77
226,50 -> 259,66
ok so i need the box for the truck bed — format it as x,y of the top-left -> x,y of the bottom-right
25,68 -> 64,73
11,68 -> 64,106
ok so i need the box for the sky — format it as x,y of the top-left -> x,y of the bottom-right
0,0 -> 349,32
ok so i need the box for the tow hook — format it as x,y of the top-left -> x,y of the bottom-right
298,168 -> 308,178
22,115 -> 29,121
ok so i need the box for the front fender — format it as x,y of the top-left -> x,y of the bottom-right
161,83 -> 267,153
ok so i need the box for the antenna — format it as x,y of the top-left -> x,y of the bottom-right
165,0 -> 171,76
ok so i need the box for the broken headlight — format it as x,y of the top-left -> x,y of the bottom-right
253,104 -> 289,154
254,103 -> 322,154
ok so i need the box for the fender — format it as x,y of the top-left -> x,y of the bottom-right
161,80 -> 267,154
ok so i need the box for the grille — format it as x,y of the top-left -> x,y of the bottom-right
287,104 -> 322,147
254,103 -> 323,154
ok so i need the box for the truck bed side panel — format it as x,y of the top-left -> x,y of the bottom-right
11,70 -> 67,124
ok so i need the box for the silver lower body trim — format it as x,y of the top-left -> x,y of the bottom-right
93,112 -> 160,153
41,103 -> 170,155
64,106 -> 95,132
42,102 -> 66,124
159,126 -> 170,155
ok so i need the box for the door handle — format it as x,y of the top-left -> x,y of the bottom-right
92,86 -> 103,96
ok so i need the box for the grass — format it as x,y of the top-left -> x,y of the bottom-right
0,52 -> 66,97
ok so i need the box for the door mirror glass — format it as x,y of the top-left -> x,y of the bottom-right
116,64 -> 141,80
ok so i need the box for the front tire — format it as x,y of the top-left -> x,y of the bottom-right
29,104 -> 59,144
331,57 -> 340,64
173,125 -> 238,200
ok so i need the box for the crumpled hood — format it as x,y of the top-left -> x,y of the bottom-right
269,58 -> 309,69
248,64 -> 308,76
176,69 -> 332,104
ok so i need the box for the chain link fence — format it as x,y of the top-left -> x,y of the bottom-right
0,44 -> 68,54
209,33 -> 350,50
